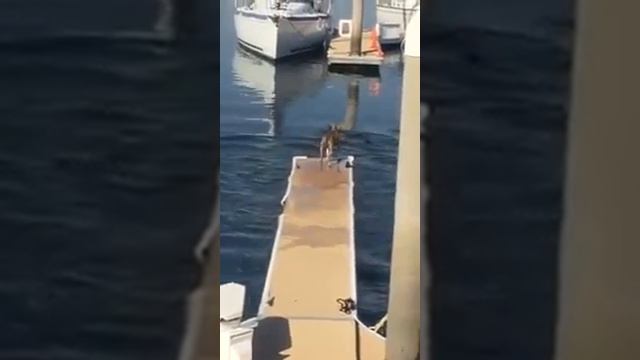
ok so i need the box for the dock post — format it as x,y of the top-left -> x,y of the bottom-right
555,0 -> 640,359
327,0 -> 383,67
349,0 -> 363,55
385,12 -> 421,360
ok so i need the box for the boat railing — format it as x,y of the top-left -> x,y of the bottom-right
235,0 -> 255,10
279,0 -> 332,14
316,0 -> 332,14
377,0 -> 416,9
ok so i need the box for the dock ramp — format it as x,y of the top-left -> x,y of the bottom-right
252,156 -> 385,359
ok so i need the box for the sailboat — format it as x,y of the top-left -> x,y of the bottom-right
376,0 -> 419,46
220,7 -> 421,359
234,0 -> 333,60
231,48 -> 328,136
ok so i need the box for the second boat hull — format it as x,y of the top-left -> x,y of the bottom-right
376,5 -> 418,45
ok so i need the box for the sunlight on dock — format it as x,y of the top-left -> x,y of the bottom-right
252,156 -> 385,359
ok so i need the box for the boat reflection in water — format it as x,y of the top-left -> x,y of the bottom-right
231,47 -> 328,136
383,48 -> 403,65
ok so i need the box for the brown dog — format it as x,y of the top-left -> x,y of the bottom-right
319,124 -> 342,169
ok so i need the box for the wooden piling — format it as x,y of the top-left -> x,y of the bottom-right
350,0 -> 363,55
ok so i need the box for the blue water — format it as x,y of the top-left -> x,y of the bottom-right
219,0 -> 400,325
424,1 -> 574,358
0,1 -> 218,359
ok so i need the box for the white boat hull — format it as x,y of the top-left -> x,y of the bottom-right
376,5 -> 418,45
234,9 -> 330,60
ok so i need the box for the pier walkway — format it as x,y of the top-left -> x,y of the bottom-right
252,156 -> 384,359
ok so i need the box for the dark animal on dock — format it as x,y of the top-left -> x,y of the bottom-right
319,124 -> 342,170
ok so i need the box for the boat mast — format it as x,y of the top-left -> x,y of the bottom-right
555,0 -> 640,359
385,10 -> 421,360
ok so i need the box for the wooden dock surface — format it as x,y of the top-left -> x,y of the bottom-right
327,31 -> 384,66
253,156 -> 385,359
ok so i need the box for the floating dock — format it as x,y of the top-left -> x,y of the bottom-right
252,156 -> 385,359
327,30 -> 384,67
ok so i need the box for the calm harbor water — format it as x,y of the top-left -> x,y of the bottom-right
424,1 -> 573,359
0,1 -> 218,359
0,0 -> 573,359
